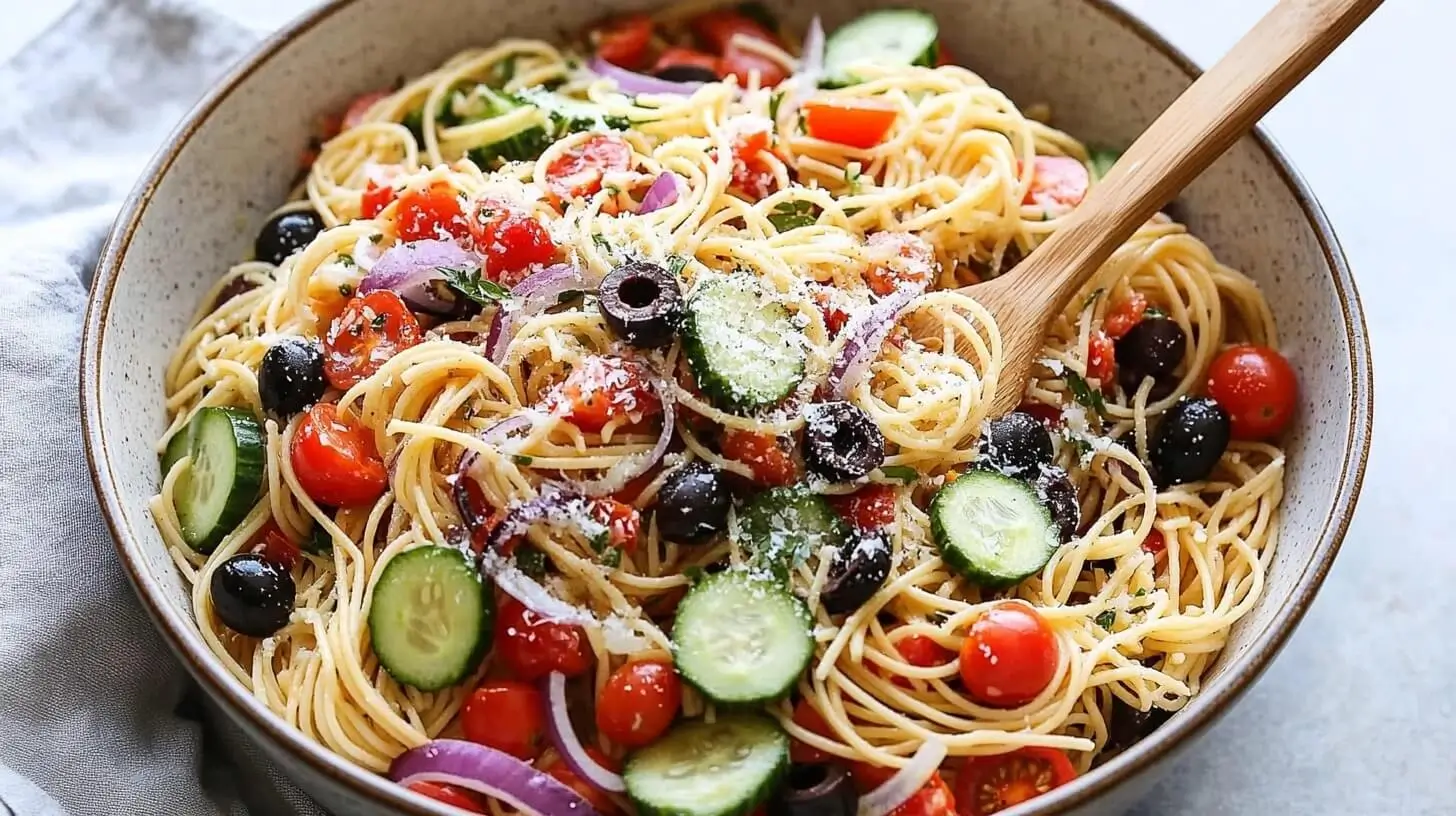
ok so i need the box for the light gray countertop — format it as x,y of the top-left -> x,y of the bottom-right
5,1 -> 1449,813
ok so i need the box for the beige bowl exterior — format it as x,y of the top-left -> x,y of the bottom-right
80,0 -> 1372,813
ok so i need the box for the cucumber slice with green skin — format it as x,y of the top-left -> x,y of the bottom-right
681,275 -> 806,412
823,9 -> 940,85
1089,148 -> 1122,181
175,407 -> 265,553
624,715 -> 789,816
369,545 -> 493,691
671,571 -> 813,705
736,486 -> 849,578
160,426 -> 192,477
930,470 -> 1061,588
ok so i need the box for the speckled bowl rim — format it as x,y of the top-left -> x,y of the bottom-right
79,1 -> 1373,813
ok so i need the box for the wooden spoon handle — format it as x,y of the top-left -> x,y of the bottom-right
1001,0 -> 1382,309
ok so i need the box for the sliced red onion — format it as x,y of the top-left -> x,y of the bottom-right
360,239 -> 480,315
452,414 -> 542,528
480,548 -> 596,624
589,56 -> 705,96
543,672 -> 626,793
576,373 -> 675,498
390,739 -> 600,816
485,263 -> 585,364
638,172 -> 681,214
779,16 -> 826,125
856,739 -> 948,816
484,485 -> 598,553
827,291 -> 917,399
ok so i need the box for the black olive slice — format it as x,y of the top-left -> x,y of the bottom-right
1150,397 -> 1230,487
211,553 -> 295,637
255,209 -> 325,266
1033,465 -> 1080,543
597,260 -> 685,348
654,65 -> 721,83
804,402 -> 885,482
766,763 -> 857,816
976,411 -> 1055,477
653,461 -> 732,542
259,338 -> 327,418
820,532 -> 891,615
1115,317 -> 1186,385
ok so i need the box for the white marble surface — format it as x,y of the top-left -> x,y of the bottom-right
4,0 -> 1450,813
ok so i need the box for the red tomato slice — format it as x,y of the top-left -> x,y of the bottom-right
803,98 -> 899,149
850,767 -> 956,816
721,43 -> 789,88
720,430 -> 798,486
460,680 -> 545,760
789,699 -> 836,764
596,659 -> 682,748
691,10 -> 777,52
652,47 -> 722,77
545,135 -> 632,205
885,632 -> 953,688
594,14 -> 654,70
290,403 -> 388,508
342,90 -> 391,131
549,356 -> 662,434
323,290 -> 423,390
1023,156 -> 1090,214
406,781 -> 488,813
864,231 -> 937,296
954,747 -> 1077,814
1086,329 -> 1115,385
360,180 -> 397,219
588,497 -> 642,553
1205,344 -> 1298,440
541,750 -> 620,814
466,197 -> 559,285
249,520 -> 300,570
396,183 -> 469,242
1101,292 -> 1148,340
958,601 -> 1059,708
494,597 -> 593,681
828,484 -> 898,530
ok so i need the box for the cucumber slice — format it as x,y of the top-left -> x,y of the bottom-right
682,275 -> 806,412
369,545 -> 492,691
930,470 -> 1060,588
736,486 -> 849,578
624,715 -> 788,816
175,407 -> 265,553
160,426 -> 191,477
671,571 -> 812,705
823,10 -> 940,84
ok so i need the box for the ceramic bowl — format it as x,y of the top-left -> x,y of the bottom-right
79,0 -> 1373,813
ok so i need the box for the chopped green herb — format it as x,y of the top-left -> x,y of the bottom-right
370,313 -> 388,330
440,266 -> 512,306
1134,588 -> 1149,597
843,207 -> 864,217
1081,288 -> 1105,313
1064,370 -> 1107,420
768,90 -> 785,122
337,253 -> 355,267
369,233 -> 385,244
1145,306 -> 1168,319
1095,610 -> 1117,630
844,162 -> 864,194
768,200 -> 820,232
683,565 -> 706,584
490,55 -> 518,88
666,254 -> 690,276
600,547 -> 623,569
511,454 -> 534,466
338,283 -> 355,297
879,465 -> 919,484
592,234 -> 615,254
515,545 -> 547,579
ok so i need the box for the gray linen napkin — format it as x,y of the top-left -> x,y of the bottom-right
0,1 -> 326,814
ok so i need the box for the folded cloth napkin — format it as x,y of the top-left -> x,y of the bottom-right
0,1 -> 325,814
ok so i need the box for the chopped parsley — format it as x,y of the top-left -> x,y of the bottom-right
1081,288 -> 1105,313
879,465 -> 919,484
369,233 -> 385,244
683,565 -> 706,584
511,454 -> 534,466
337,253 -> 356,267
600,547 -> 623,569
844,162 -> 864,194
768,200 -> 820,232
1064,370 -> 1107,420
768,90 -> 785,122
514,545 -> 547,579
666,254 -> 690,275
592,234 -> 615,254
489,55 -> 518,88
370,313 -> 387,330
440,266 -> 512,306
338,283 -> 355,297
1145,305 -> 1168,319
1095,610 -> 1117,630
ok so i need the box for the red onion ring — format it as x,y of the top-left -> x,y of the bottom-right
360,239 -> 481,316
542,672 -> 626,793
778,16 -> 826,126
637,172 -> 681,213
576,373 -> 676,498
390,739 -> 600,816
451,413 -> 542,527
855,739 -> 948,816
826,291 -> 917,399
485,263 -> 585,364
589,56 -> 706,96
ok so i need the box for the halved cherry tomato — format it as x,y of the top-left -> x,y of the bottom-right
958,601 -> 1059,708
789,699 -> 835,764
361,180 -> 397,219
1023,156 -> 1090,214
810,285 -> 851,336
1205,344 -> 1297,440
596,659 -> 682,748
342,90 -> 391,131
720,430 -> 798,486
934,39 -> 953,67
1142,529 -> 1167,557
887,633 -> 953,688
803,98 -> 899,149
544,135 -> 632,205
721,44 -> 790,87
550,356 -> 662,434
691,10 -> 776,51
467,197 -> 559,286
494,596 -> 593,681
588,497 -> 642,553
954,747 -> 1078,814
290,403 -> 388,507
652,47 -> 721,77
593,14 -> 654,70
460,680 -> 545,760
1086,329 -> 1115,384
249,519 -> 300,570
829,484 -> 898,530
727,127 -> 779,200
405,781 -> 488,813
865,231 -> 937,296
395,182 -> 470,242
1101,292 -> 1148,340
851,767 -> 956,816
323,290 -> 424,390
541,747 -> 619,814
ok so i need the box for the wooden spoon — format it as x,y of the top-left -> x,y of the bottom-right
970,0 -> 1382,417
